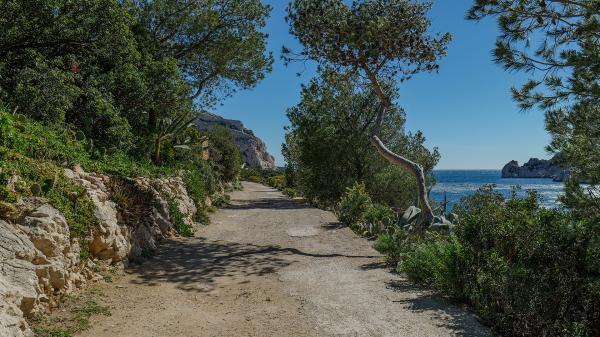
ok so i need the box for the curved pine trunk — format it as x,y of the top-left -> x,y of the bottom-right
363,67 -> 435,228
370,136 -> 434,228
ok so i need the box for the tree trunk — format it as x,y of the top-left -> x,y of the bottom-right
153,137 -> 162,163
363,65 -> 435,228
370,135 -> 434,228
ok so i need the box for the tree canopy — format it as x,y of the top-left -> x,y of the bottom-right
0,0 -> 272,162
285,0 -> 450,226
284,70 -> 439,208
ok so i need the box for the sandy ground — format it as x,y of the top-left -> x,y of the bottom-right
81,182 -> 491,337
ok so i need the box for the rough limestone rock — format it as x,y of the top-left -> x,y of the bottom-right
20,203 -> 85,302
64,167 -> 130,263
195,112 -> 276,169
66,166 -> 197,262
0,220 -> 39,337
1,201 -> 88,337
501,156 -> 571,181
128,176 -> 196,258
153,176 -> 197,227
0,167 -> 199,336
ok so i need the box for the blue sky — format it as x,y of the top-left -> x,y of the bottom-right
214,0 -> 551,170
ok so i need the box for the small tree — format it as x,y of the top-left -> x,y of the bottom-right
284,69 -> 439,209
285,0 -> 451,227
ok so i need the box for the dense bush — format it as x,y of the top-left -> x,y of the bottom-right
0,105 -> 90,165
241,167 -> 280,183
167,199 -> 193,237
206,126 -> 242,182
377,186 -> 600,337
398,233 -> 465,299
281,187 -> 298,198
267,175 -> 286,189
337,183 -> 400,237
455,188 -> 598,337
362,205 -> 397,236
336,182 -> 372,229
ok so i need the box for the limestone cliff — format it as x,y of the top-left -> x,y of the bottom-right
195,112 -> 275,169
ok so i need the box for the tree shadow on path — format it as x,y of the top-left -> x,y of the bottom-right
387,280 -> 490,337
126,238 -> 379,293
224,198 -> 312,210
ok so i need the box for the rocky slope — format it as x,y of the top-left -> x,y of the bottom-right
0,166 -> 198,337
501,156 -> 571,181
195,112 -> 275,169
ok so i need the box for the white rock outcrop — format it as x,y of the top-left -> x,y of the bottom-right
65,167 -> 197,262
195,112 -> 276,169
0,168 -> 199,336
64,167 -> 130,263
1,201 -> 87,337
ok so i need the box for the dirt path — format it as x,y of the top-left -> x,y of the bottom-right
82,182 -> 491,337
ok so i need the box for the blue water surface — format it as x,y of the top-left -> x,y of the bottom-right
430,170 -> 565,211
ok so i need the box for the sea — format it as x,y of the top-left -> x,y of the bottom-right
430,170 -> 565,211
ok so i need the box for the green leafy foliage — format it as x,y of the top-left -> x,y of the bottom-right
241,167 -> 284,184
281,187 -> 298,198
363,205 -> 397,236
0,105 -> 90,165
284,70 -> 439,208
206,126 -> 242,183
337,182 -> 372,229
398,233 -> 465,299
211,194 -> 231,208
0,0 -> 272,161
168,199 -> 193,237
453,187 -> 599,337
267,175 -> 286,189
135,0 -> 274,106
285,0 -> 449,222
379,186 -> 600,337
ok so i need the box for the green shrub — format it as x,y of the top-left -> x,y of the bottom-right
399,233 -> 465,299
212,194 -> 231,207
282,187 -> 298,198
337,182 -> 372,228
247,175 -> 263,183
168,199 -> 193,237
452,187 -> 599,337
374,186 -> 599,337
363,204 -> 396,235
0,106 -> 90,165
241,167 -> 286,186
374,230 -> 412,265
207,126 -> 242,182
181,162 -> 218,225
267,175 -> 286,189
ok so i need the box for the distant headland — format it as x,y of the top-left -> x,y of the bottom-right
501,156 -> 571,182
